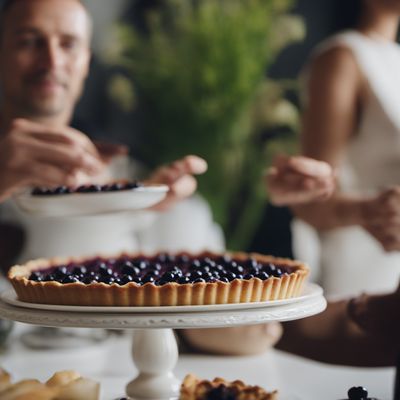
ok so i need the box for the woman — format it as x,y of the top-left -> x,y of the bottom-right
292,0 -> 400,298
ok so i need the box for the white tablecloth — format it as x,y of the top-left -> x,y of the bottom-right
0,324 -> 395,400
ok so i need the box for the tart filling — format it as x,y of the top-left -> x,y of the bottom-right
31,181 -> 143,196
179,374 -> 278,400
8,252 -> 309,306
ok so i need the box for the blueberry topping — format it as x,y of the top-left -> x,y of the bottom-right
178,276 -> 191,284
28,254 -> 293,287
206,385 -> 237,400
256,271 -> 270,280
29,272 -> 43,282
348,387 -> 369,400
62,276 -> 79,284
32,181 -> 142,196
120,275 -> 134,285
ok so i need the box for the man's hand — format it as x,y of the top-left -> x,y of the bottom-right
266,155 -> 335,206
361,187 -> 400,251
0,119 -> 104,202
147,155 -> 207,211
348,282 -> 400,341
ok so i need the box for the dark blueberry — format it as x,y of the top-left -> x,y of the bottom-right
348,387 -> 369,400
247,258 -> 259,269
100,275 -> 115,284
228,261 -> 238,269
62,276 -> 79,284
243,273 -> 255,280
32,187 -> 53,195
178,276 -> 190,284
203,257 -> 216,268
120,275 -> 134,285
43,274 -> 56,282
202,271 -> 214,281
99,265 -> 114,276
76,185 -> 91,193
229,265 -> 244,274
82,276 -> 96,284
265,263 -> 276,274
135,260 -> 148,270
29,272 -> 43,282
159,271 -> 177,283
121,263 -> 140,276
216,264 -> 226,272
101,184 -> 112,192
189,270 -> 203,280
199,265 -> 211,273
108,183 -> 124,191
273,268 -> 283,277
170,266 -> 183,275
224,272 -> 237,281
190,259 -> 201,268
211,271 -> 221,280
218,277 -> 230,283
235,274 -> 244,280
55,265 -> 68,274
256,271 -> 270,280
72,266 -> 87,275
53,186 -> 71,195
193,278 -> 206,284
207,385 -> 236,400
142,275 -> 155,284
152,263 -> 162,271
132,276 -> 142,284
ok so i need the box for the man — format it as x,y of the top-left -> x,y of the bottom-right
0,0 -> 213,268
0,0 -> 206,206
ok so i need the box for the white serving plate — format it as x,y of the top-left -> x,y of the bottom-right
14,185 -> 169,217
1,283 -> 322,313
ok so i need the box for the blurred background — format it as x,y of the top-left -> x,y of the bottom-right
74,0 -> 369,257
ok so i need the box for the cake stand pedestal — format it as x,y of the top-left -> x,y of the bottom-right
0,284 -> 326,400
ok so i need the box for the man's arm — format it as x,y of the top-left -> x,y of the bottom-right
277,288 -> 400,367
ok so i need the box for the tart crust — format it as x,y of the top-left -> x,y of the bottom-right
179,373 -> 279,400
8,251 -> 309,307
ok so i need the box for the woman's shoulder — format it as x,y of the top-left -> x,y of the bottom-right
308,44 -> 360,86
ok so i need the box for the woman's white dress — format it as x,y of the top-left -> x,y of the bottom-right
292,30 -> 400,299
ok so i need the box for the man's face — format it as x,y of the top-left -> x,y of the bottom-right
0,0 -> 91,118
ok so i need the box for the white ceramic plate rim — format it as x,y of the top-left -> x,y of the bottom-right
14,185 -> 169,216
1,283 -> 322,313
19,185 -> 169,198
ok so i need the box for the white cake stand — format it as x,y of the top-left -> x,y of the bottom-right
0,284 -> 326,400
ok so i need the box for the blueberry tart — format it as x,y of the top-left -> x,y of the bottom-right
8,251 -> 309,306
179,374 -> 278,400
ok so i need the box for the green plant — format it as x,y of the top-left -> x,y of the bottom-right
106,0 -> 304,250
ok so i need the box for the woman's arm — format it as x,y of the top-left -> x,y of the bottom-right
291,46 -> 369,230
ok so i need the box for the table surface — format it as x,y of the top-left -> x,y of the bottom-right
0,323 -> 395,400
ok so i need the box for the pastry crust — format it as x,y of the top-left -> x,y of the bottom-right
8,251 -> 309,307
179,374 -> 279,400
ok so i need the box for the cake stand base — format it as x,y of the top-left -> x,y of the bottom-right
0,283 -> 327,399
126,329 -> 180,399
